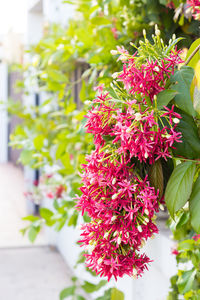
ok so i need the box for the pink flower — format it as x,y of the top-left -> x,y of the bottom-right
187,0 -> 200,20
77,43 -> 183,281
171,248 -> 179,256
46,192 -> 54,199
192,234 -> 200,241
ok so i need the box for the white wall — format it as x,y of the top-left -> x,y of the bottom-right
43,0 -> 74,25
0,63 -> 8,163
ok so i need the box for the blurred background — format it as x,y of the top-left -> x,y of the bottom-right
0,0 -> 199,299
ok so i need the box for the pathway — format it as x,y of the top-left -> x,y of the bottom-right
0,163 -> 72,299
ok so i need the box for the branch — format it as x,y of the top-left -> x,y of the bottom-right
184,44 -> 200,66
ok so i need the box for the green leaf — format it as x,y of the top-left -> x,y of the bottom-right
190,176 -> 200,233
22,215 -> 40,222
111,288 -> 124,300
60,153 -> 74,174
81,280 -> 107,293
177,268 -> 196,294
76,296 -> 86,300
19,150 -> 34,165
68,211 -> 78,227
165,162 -> 196,217
176,211 -> 189,230
157,89 -> 178,110
149,159 -> 164,197
48,70 -> 68,83
40,208 -> 54,220
170,67 -> 195,117
96,288 -> 112,300
172,110 -> 200,159
178,239 -> 195,251
28,226 -> 40,243
33,135 -> 45,151
60,286 -> 76,300
185,38 -> 200,69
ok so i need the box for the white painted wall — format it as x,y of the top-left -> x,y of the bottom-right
43,0 -> 74,25
0,63 -> 8,163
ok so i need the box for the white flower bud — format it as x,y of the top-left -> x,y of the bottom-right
112,72 -> 119,79
144,152 -> 148,159
172,34 -> 176,40
126,232 -> 130,238
113,231 -> 118,237
112,193 -> 118,200
112,178 -> 117,185
120,55 -> 127,62
137,225 -> 142,232
117,236 -> 122,244
155,28 -> 161,36
144,209 -> 149,215
104,232 -> 109,239
126,127 -> 132,133
110,50 -> 118,55
111,215 -> 117,222
84,100 -> 91,105
135,112 -> 142,121
173,118 -> 180,124
154,66 -> 160,72
143,29 -> 146,37
160,204 -> 165,211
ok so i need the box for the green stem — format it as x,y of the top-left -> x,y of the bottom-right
184,44 -> 200,66
173,156 -> 200,164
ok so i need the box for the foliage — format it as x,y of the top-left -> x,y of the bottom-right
5,0 -> 200,298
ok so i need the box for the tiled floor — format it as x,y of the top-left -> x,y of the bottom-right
0,163 -> 72,299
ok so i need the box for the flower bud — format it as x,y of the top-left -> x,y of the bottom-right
160,204 -> 165,211
112,193 -> 118,200
104,232 -> 109,239
117,236 -> 122,244
84,100 -> 91,105
173,118 -> 180,124
126,127 -> 132,133
112,72 -> 119,79
110,50 -> 118,55
137,225 -> 142,232
112,178 -> 117,185
135,112 -> 142,121
111,215 -> 117,222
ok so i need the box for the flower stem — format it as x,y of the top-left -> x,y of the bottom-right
184,44 -> 200,66
173,156 -> 200,164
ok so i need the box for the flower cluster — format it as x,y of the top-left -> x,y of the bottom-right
187,0 -> 200,20
77,32 -> 182,281
115,47 -> 183,103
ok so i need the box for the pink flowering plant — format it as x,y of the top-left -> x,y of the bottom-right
77,27 -> 200,283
